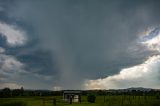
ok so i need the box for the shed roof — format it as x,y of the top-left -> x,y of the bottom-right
63,90 -> 81,94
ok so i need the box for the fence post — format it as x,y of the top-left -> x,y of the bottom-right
53,98 -> 56,105
43,99 -> 45,106
79,95 -> 81,104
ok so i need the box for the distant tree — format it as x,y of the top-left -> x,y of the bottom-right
2,88 -> 11,97
12,89 -> 21,96
20,87 -> 24,96
12,87 -> 24,96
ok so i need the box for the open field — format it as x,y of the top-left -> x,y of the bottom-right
1,95 -> 160,106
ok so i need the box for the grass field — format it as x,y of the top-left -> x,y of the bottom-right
0,95 -> 160,106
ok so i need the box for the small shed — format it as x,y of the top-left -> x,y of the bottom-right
63,90 -> 81,103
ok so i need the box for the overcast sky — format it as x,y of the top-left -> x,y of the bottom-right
0,0 -> 160,90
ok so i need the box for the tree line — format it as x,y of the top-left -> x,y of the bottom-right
0,87 -> 62,98
0,87 -> 160,98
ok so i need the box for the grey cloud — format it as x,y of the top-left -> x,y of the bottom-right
4,0 -> 160,89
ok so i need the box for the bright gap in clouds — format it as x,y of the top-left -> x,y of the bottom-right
0,22 -> 27,46
84,27 -> 160,90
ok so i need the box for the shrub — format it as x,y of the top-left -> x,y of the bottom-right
87,94 -> 96,103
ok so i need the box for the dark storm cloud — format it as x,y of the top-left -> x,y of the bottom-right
3,0 -> 160,89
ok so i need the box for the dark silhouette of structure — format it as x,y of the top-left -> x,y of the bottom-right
63,90 -> 81,103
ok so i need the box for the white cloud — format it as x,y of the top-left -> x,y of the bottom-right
0,83 -> 22,89
1,55 -> 24,71
0,53 -> 53,89
0,21 -> 28,88
84,55 -> 160,89
0,54 -> 25,82
51,86 -> 62,91
0,22 -> 27,46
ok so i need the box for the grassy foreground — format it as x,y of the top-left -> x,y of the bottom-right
0,95 -> 160,106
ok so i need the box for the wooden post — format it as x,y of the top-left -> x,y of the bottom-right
43,99 -> 45,106
53,98 -> 56,105
79,95 -> 81,104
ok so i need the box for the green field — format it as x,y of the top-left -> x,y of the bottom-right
1,95 -> 160,106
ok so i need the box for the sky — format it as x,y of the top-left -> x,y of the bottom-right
0,0 -> 160,90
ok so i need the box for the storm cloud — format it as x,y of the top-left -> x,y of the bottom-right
85,27 -> 160,89
1,0 -> 160,90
